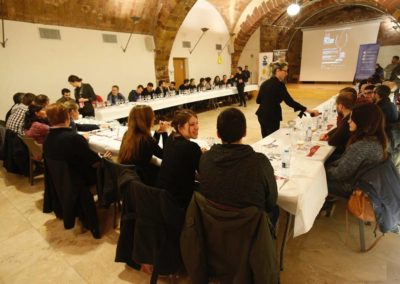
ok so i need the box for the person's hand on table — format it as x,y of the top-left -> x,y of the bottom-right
100,124 -> 110,129
158,121 -> 170,133
201,147 -> 208,153
320,133 -> 328,141
98,151 -> 113,159
307,109 -> 321,117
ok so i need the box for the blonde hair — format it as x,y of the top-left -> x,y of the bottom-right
118,105 -> 155,163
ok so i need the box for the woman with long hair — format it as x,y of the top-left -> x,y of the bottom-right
118,105 -> 168,185
24,104 -> 50,144
156,109 -> 203,209
326,103 -> 388,199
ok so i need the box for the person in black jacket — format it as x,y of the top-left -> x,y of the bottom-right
373,85 -> 398,124
256,61 -> 319,137
157,109 -> 203,209
320,92 -> 355,161
128,85 -> 144,102
118,105 -> 169,185
199,107 -> 278,223
68,75 -> 97,117
235,66 -> 246,107
142,82 -> 155,100
106,85 -> 126,105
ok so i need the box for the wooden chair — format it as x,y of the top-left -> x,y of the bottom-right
19,135 -> 44,185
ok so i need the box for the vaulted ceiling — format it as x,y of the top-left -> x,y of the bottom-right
2,0 -> 400,78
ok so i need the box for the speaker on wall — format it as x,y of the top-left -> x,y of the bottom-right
227,43 -> 235,54
145,36 -> 155,51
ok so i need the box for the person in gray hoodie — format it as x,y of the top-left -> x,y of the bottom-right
198,107 -> 278,223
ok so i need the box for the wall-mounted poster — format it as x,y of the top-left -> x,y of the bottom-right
273,49 -> 288,62
259,52 -> 273,85
354,43 -> 380,80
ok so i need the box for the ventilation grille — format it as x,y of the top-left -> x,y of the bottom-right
216,44 -> 222,51
102,34 -> 118,43
182,41 -> 191,48
39,28 -> 61,40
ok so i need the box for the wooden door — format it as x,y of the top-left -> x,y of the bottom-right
173,58 -> 186,87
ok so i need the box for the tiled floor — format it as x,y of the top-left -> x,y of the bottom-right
1,84 -> 399,283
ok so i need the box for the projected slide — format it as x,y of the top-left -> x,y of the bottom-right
321,28 -> 349,70
300,21 -> 381,82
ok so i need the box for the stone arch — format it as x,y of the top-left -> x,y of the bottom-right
153,0 -> 197,81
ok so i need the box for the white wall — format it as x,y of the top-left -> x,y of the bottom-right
238,27 -> 260,84
169,0 -> 231,82
0,20 -> 156,119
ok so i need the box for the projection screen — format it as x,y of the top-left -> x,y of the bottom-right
299,20 -> 381,82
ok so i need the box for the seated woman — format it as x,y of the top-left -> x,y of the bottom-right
24,104 -> 50,144
156,109 -> 203,209
118,105 -> 168,185
213,76 -> 222,88
43,103 -> 105,188
326,103 -> 388,200
62,99 -> 100,132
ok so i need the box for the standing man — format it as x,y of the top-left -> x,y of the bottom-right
235,66 -> 246,107
256,61 -> 319,137
385,55 -> 399,80
243,65 -> 251,83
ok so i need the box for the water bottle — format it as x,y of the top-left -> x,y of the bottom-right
316,116 -> 322,131
305,126 -> 312,143
281,147 -> 291,177
323,109 -> 329,123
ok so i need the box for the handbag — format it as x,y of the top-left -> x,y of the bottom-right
347,188 -> 376,222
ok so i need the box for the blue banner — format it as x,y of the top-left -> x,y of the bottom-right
355,43 -> 380,80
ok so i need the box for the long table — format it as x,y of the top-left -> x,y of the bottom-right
94,84 -> 258,121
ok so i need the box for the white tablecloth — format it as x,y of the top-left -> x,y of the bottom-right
251,95 -> 337,237
94,84 -> 258,121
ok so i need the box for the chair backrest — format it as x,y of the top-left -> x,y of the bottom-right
44,158 -> 99,232
19,135 -> 43,160
355,159 -> 400,233
98,157 -> 136,207
116,168 -> 184,279
181,192 -> 278,284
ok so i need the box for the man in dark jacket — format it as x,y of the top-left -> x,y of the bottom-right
373,84 -> 398,124
199,107 -> 278,222
321,92 -> 355,160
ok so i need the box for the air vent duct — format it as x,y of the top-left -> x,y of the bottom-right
102,34 -> 118,43
39,28 -> 61,40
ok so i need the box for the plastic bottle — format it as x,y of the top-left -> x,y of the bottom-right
323,109 -> 329,123
305,126 -> 312,143
281,148 -> 291,177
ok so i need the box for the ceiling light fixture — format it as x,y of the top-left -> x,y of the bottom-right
287,3 -> 301,17
121,16 -> 141,53
189,27 -> 209,54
